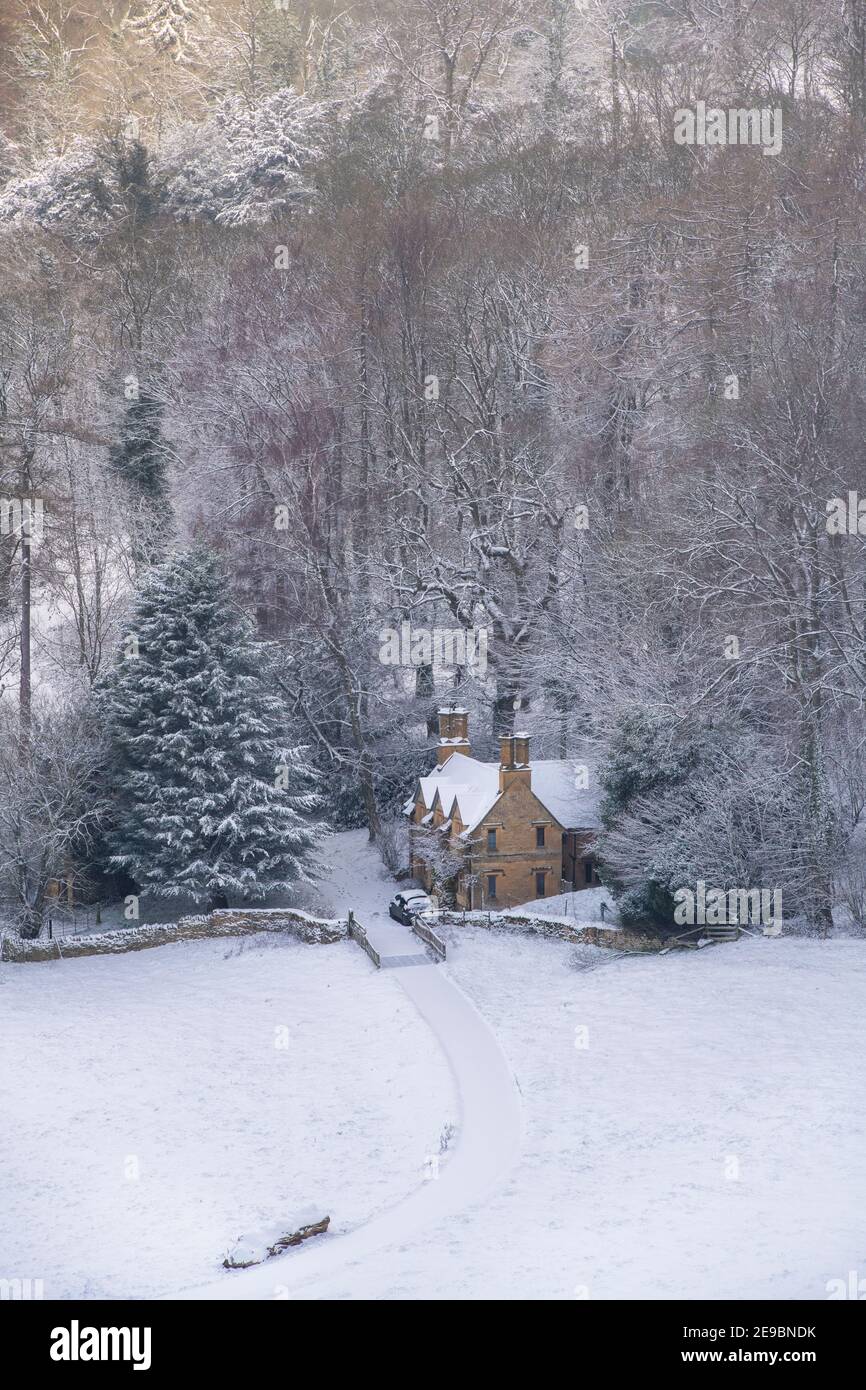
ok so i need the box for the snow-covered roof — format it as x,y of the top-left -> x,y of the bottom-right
414,749 -> 600,835
425,755 -> 501,833
531,760 -> 601,831
438,778 -> 494,827
418,775 -> 442,806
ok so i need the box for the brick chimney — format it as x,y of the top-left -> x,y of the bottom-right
437,707 -> 471,766
499,731 -> 531,791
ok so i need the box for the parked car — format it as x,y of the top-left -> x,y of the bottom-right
388,890 -> 433,925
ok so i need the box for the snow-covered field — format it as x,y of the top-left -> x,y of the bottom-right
276,928 -> 866,1301
434,930 -> 866,1300
0,933 -> 456,1299
3,831 -> 864,1300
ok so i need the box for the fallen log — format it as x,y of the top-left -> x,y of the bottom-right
223,1216 -> 330,1270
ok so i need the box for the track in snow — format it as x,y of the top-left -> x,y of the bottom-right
174,961 -> 521,1299
173,833 -> 522,1300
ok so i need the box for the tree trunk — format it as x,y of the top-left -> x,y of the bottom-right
19,464 -> 31,750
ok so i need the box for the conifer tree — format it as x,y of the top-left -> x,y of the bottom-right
108,390 -> 170,504
100,548 -> 323,909
127,0 -> 200,63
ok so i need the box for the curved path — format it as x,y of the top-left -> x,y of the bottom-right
174,958 -> 521,1299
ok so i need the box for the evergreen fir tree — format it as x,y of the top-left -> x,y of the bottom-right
599,710 -> 717,929
127,0 -> 200,63
99,548 -> 323,908
108,390 -> 170,503
162,89 -> 320,226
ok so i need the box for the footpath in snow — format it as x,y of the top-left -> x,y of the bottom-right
174,832 -> 522,1299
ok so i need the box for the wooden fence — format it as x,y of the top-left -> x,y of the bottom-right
412,919 -> 447,961
347,912 -> 381,969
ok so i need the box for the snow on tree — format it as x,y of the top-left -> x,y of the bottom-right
0,701 -> 107,938
1,0 -> 866,933
99,548 -> 324,909
0,134 -> 164,237
162,88 -> 321,226
107,388 -> 173,566
598,711 -> 722,929
109,390 -> 171,504
410,827 -> 465,905
0,137 -> 116,237
0,132 -> 19,184
600,742 -> 838,936
127,0 -> 201,63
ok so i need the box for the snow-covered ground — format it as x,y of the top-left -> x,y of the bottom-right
503,884 -> 619,927
264,926 -> 866,1301
0,932 -> 455,1299
436,930 -> 866,1300
3,830 -> 864,1300
314,829 -> 409,923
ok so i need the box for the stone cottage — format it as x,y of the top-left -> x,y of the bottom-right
405,708 -> 601,909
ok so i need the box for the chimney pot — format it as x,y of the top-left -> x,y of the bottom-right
437,707 -> 470,763
499,733 -> 531,792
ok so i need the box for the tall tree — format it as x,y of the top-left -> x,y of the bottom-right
100,547 -> 324,908
108,389 -> 170,501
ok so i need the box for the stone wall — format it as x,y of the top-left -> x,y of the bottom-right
1,909 -> 347,963
436,909 -> 664,953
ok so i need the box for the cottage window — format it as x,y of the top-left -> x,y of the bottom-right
535,871 -> 546,897
487,875 -> 497,901
487,828 -> 497,852
585,859 -> 594,885
535,825 -> 545,848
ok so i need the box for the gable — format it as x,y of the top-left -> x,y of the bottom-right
474,777 -> 565,833
411,748 -> 600,835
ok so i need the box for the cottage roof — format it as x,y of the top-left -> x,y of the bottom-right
531,760 -> 601,831
414,749 -> 601,836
